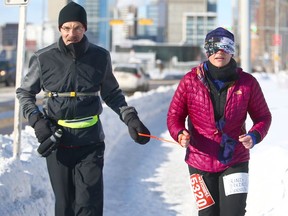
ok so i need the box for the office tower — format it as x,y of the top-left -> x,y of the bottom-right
1,24 -> 18,47
251,0 -> 288,72
137,0 -> 166,42
166,0 -> 217,45
47,0 -> 70,26
137,0 -> 217,45
45,0 -> 71,46
76,0 -> 110,49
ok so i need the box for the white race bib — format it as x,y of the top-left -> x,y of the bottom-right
223,172 -> 249,196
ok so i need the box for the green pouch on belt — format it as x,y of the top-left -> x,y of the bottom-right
58,115 -> 98,129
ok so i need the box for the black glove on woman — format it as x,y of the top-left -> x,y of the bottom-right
121,106 -> 150,144
28,112 -> 53,144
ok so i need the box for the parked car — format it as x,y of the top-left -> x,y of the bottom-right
113,63 -> 150,93
0,60 -> 16,86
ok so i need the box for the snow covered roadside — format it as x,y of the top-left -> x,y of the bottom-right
245,73 -> 288,216
0,128 -> 54,215
0,73 -> 287,215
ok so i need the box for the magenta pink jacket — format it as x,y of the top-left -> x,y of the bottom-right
167,63 -> 272,172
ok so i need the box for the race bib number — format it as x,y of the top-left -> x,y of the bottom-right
190,174 -> 215,210
223,172 -> 249,196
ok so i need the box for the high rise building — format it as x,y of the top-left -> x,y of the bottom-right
1,24 -> 18,47
249,0 -> 288,72
76,0 -> 110,48
45,0 -> 71,46
137,0 -> 166,42
1,23 -> 18,62
47,0 -> 70,26
166,0 -> 217,45
119,0 -> 217,45
116,5 -> 138,40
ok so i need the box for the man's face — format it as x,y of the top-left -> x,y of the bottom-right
60,21 -> 85,45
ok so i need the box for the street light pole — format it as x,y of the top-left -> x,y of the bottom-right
240,0 -> 251,73
274,0 -> 280,73
13,4 -> 27,158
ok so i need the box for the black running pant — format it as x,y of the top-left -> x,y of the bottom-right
189,162 -> 249,216
46,143 -> 105,216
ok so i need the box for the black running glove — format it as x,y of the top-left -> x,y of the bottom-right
28,112 -> 53,144
121,107 -> 150,144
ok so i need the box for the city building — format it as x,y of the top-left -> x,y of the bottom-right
248,0 -> 288,72
76,0 -> 110,48
2,0 -> 288,73
46,0 -> 71,44
137,0 -> 166,42
114,5 -> 138,41
166,0 -> 217,45
1,23 -> 18,62
47,0 -> 70,26
114,0 -> 218,45
1,24 -> 18,47
134,0 -> 217,45
183,11 -> 217,46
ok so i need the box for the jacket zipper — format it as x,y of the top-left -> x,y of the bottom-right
71,58 -> 77,117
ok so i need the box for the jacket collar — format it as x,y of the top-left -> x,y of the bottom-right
194,62 -> 243,89
195,62 -> 209,89
57,35 -> 89,58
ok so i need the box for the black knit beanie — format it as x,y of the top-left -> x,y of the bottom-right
58,2 -> 87,31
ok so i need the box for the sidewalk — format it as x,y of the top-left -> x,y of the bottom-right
0,87 -> 44,103
0,86 -> 16,103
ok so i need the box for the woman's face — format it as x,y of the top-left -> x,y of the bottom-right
208,50 -> 232,68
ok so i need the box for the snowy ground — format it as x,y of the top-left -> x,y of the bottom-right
0,72 -> 287,216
